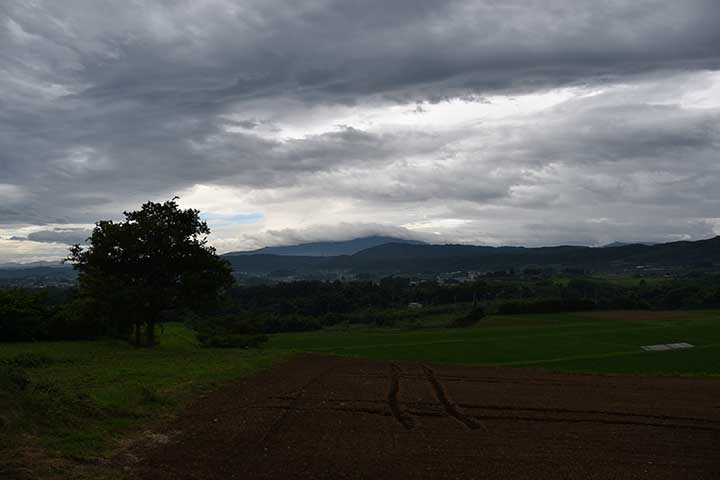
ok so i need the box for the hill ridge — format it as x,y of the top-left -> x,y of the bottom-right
224,235 -> 424,257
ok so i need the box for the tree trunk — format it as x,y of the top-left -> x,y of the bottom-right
134,320 -> 141,347
147,318 -> 156,346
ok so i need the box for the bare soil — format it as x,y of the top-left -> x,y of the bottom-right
124,355 -> 720,480
575,310 -> 698,320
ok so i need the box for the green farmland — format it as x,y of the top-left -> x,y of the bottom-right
2,310 -> 719,478
268,310 -> 720,376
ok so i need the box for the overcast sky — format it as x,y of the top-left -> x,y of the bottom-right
2,1 -> 720,262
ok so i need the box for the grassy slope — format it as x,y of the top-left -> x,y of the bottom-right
0,324 -> 285,462
268,310 -> 720,376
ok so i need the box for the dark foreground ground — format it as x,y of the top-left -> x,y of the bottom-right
124,355 -> 720,480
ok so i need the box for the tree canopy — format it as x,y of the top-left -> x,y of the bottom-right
67,199 -> 232,346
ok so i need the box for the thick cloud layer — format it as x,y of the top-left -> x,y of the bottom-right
1,1 -> 719,261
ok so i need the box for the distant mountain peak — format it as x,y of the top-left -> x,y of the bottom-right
601,241 -> 657,248
224,235 -> 425,257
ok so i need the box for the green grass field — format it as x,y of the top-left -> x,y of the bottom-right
2,309 -> 719,477
0,324 -> 286,462
268,310 -> 720,376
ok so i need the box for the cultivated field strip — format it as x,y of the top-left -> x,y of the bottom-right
128,355 -> 720,480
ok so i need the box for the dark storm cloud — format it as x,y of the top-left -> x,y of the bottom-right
26,229 -> 92,245
9,228 -> 92,245
1,0 -> 720,255
284,101 -> 720,206
7,0 -> 720,103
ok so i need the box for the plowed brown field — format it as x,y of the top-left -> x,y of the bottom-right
126,355 -> 720,480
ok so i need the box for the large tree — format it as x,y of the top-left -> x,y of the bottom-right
67,198 -> 233,346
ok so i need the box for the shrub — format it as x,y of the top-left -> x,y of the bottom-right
0,289 -> 49,341
262,314 -> 321,333
0,290 -> 105,342
320,312 -> 347,327
358,309 -> 397,327
191,311 -> 272,348
371,312 -> 396,327
449,307 -> 485,328
45,298 -> 106,340
196,333 -> 269,349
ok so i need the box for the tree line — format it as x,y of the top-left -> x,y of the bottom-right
4,271 -> 720,343
2,199 -> 720,345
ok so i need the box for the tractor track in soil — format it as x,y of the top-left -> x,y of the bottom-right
124,354 -> 720,480
388,363 -> 415,430
421,364 -> 484,430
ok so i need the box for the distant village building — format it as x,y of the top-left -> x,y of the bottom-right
408,302 -> 423,309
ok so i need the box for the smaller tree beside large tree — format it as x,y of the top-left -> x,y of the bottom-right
67,198 -> 233,346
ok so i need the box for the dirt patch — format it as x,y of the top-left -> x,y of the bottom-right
123,354 -> 720,480
575,310 -> 699,320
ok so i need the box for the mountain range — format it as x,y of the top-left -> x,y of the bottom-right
224,236 -> 720,275
225,236 -> 424,257
3,235 -> 720,283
